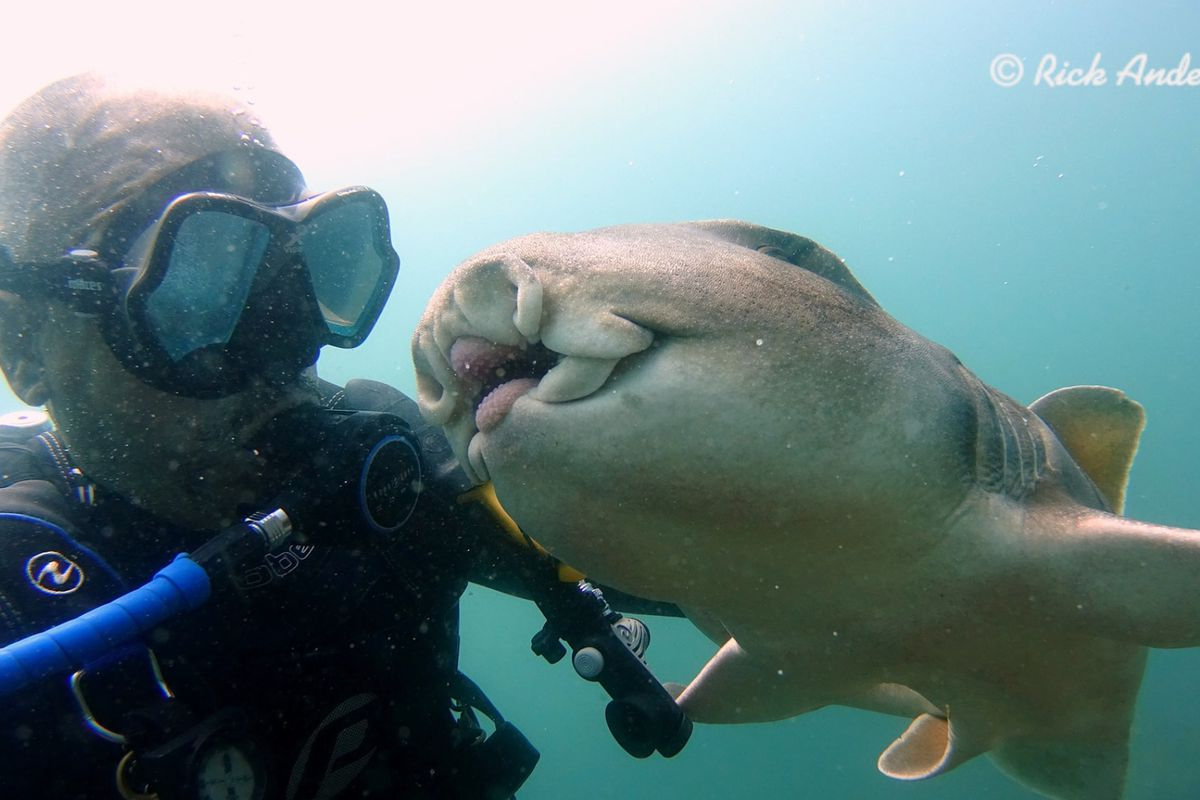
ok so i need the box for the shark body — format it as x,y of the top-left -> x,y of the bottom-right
413,220 -> 1198,799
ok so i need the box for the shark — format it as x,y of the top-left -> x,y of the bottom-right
411,219 -> 1199,799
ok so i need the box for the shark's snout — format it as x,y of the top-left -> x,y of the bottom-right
414,251 -> 656,484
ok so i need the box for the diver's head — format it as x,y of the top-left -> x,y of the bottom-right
0,73 -> 398,400
0,74 -> 294,264
0,74 -> 398,527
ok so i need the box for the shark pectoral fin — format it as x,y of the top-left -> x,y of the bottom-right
1029,386 -> 1145,514
675,638 -> 830,723
877,713 -> 983,781
1035,511 -> 1200,646
991,737 -> 1128,800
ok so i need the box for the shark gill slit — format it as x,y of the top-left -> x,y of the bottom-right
963,368 -> 1045,501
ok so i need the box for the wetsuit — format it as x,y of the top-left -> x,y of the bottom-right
0,379 -> 535,799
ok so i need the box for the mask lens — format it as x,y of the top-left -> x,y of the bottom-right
145,211 -> 271,361
113,187 -> 395,398
299,199 -> 390,341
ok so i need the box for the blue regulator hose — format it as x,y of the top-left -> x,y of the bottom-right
0,554 -> 210,697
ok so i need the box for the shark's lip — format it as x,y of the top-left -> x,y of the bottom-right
414,255 -> 656,484
476,377 -> 541,433
446,333 -> 629,481
449,336 -> 553,433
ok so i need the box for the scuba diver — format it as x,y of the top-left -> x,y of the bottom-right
0,75 -> 688,799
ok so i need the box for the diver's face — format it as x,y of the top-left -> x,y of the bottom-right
38,299 -> 316,529
16,150 -> 325,528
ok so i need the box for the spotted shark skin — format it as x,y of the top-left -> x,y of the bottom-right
413,219 -> 1195,799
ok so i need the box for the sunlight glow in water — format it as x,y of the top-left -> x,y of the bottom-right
1,1 -> 723,180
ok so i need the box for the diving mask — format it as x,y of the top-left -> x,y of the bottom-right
0,176 -> 399,397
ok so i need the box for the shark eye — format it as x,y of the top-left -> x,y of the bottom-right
757,240 -> 822,270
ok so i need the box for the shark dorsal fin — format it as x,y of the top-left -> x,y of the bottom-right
877,713 -> 981,780
1029,386 -> 1146,515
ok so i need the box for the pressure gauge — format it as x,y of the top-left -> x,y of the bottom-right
123,707 -> 268,800
193,733 -> 265,800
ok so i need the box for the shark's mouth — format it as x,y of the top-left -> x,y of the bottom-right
414,254 -> 657,483
448,336 -> 556,434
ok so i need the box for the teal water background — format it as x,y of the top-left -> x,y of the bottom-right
2,1 -> 1198,797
